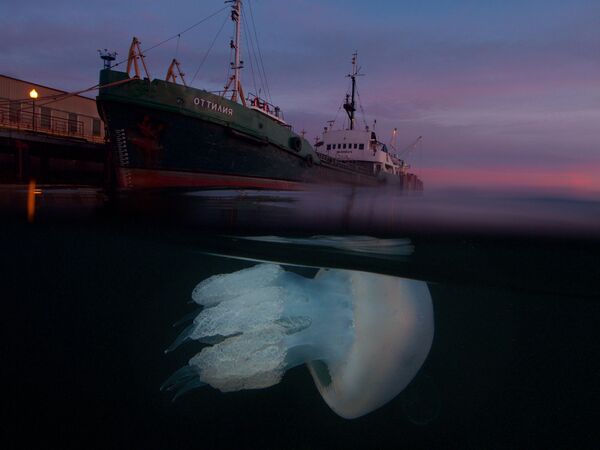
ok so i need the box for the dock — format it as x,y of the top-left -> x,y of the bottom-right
0,74 -> 109,185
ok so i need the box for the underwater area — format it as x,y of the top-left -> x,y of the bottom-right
1,185 -> 599,449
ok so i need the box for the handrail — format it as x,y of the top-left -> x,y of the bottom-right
0,104 -> 104,144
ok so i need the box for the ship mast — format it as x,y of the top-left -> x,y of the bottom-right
343,52 -> 361,130
223,0 -> 246,106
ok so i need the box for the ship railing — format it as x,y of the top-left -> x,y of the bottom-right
316,152 -> 374,176
0,104 -> 105,144
246,93 -> 288,124
247,93 -> 281,116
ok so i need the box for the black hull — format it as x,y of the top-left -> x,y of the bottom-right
98,99 -> 416,190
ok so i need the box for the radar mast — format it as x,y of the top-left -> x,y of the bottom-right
343,52 -> 363,130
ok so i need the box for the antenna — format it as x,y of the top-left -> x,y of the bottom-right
390,127 -> 398,152
343,52 -> 364,130
98,49 -> 117,69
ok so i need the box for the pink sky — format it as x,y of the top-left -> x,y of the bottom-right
417,163 -> 600,193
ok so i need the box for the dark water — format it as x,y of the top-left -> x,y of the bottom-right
1,185 -> 598,449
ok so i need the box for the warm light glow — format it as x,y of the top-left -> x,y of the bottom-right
27,179 -> 36,223
29,89 -> 38,99
416,164 -> 600,193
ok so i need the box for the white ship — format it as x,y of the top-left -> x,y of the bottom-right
315,54 -> 423,189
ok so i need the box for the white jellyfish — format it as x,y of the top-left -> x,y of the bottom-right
162,263 -> 434,419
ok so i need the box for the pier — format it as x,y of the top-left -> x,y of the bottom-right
0,75 -> 109,185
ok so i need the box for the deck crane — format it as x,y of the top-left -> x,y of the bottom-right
393,135 -> 423,159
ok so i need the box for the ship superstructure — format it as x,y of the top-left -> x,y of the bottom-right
316,54 -> 416,184
320,129 -> 408,178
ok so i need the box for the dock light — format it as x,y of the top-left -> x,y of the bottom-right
29,89 -> 38,130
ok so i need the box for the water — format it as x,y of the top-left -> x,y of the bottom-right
1,185 -> 598,449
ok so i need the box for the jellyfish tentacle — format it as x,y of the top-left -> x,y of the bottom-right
172,308 -> 203,327
164,323 -> 195,353
172,378 -> 207,401
191,264 -> 284,306
187,326 -> 287,392
160,365 -> 201,392
188,286 -> 285,341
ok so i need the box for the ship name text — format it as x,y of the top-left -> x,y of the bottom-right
193,97 -> 234,116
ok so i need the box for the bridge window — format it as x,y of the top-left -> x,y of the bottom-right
326,144 -> 331,150
359,143 -> 364,150
343,143 -> 346,149
354,143 -> 357,149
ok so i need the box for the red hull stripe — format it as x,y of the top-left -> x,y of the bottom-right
119,168 -> 305,190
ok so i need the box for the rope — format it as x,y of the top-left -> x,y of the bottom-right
109,5 -> 229,70
355,86 -> 368,129
175,34 -> 181,60
190,11 -> 229,85
241,12 -> 259,98
0,78 -> 135,110
330,102 -> 344,129
330,78 -> 352,129
247,0 -> 272,103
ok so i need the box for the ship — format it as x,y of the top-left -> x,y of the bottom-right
96,0 -> 423,191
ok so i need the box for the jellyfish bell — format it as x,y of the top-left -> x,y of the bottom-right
163,263 -> 434,419
307,269 -> 433,418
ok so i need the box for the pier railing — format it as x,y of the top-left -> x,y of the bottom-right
0,104 -> 104,144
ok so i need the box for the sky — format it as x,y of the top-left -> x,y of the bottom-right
3,0 -> 600,190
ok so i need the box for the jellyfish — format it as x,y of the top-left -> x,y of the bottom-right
162,263 -> 434,419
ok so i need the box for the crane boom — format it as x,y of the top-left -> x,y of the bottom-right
395,135 -> 422,158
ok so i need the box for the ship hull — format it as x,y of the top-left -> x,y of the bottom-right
97,70 -> 421,191
115,167 -> 305,190
99,99 -> 381,190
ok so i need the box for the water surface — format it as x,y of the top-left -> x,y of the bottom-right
1,185 -> 598,449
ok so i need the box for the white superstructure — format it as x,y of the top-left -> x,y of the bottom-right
315,53 -> 408,178
319,128 -> 407,176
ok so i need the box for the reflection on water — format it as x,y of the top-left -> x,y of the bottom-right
3,184 -> 600,238
237,235 -> 414,256
163,261 -> 433,419
175,186 -> 600,237
1,185 -> 598,447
